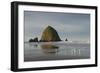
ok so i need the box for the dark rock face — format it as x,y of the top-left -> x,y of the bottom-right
65,38 -> 68,41
40,26 -> 61,42
29,37 -> 38,42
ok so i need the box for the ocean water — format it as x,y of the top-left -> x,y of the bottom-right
24,41 -> 90,62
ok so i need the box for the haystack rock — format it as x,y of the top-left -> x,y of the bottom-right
40,26 -> 61,42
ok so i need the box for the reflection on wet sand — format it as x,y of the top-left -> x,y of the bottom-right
29,42 -> 38,47
41,44 -> 59,54
71,49 -> 81,56
24,42 -> 90,61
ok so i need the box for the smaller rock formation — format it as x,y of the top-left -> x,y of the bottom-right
29,37 -> 38,42
65,38 -> 68,41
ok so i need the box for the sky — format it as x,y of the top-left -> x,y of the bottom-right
24,11 -> 90,42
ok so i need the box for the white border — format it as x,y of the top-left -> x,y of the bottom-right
18,5 -> 95,68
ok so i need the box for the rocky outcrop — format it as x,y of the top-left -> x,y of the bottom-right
29,37 -> 38,42
65,38 -> 68,41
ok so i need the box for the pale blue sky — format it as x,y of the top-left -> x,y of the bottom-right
24,11 -> 90,42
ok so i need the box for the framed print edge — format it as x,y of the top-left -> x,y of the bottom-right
11,1 -> 98,72
95,6 -> 98,66
11,2 -> 18,71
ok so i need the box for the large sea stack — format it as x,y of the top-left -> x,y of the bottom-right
40,26 -> 61,42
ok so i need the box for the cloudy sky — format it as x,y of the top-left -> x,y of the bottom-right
24,11 -> 90,42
